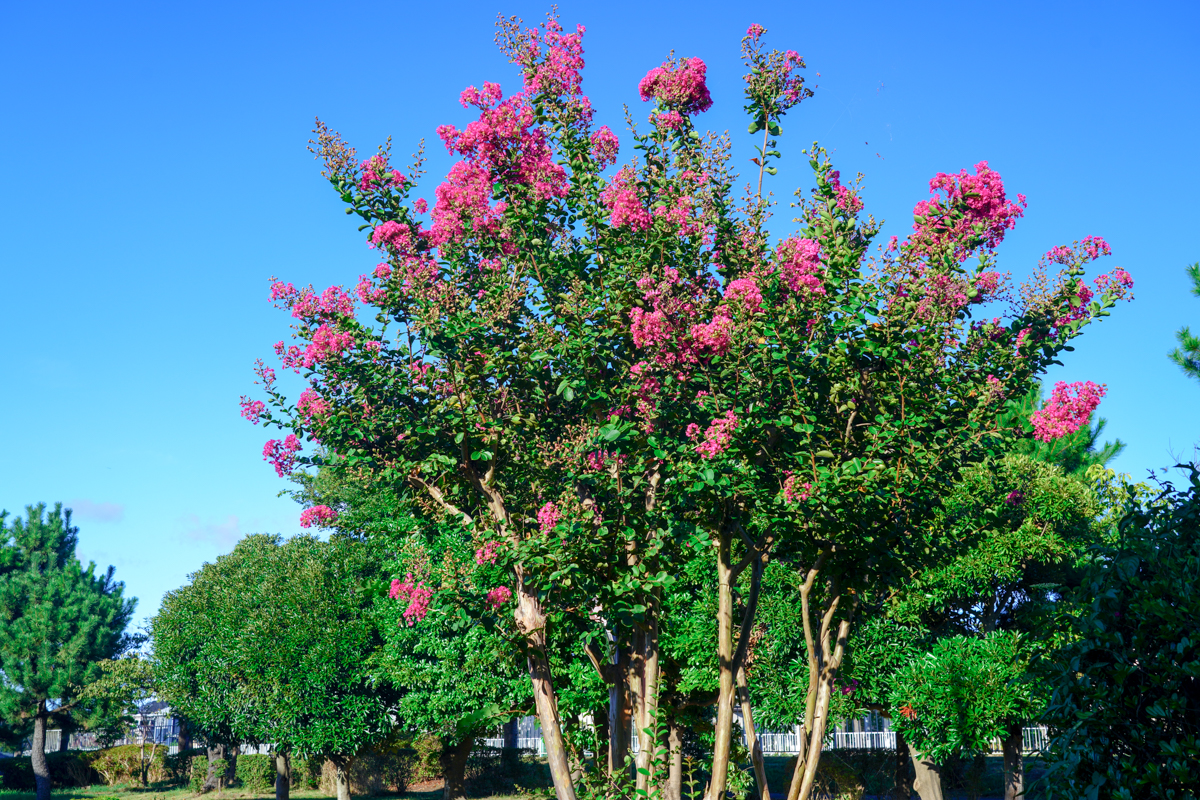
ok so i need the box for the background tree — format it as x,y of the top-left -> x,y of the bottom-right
0,503 -> 136,800
1040,468 -> 1200,800
1168,262 -> 1200,384
80,654 -> 160,785
153,534 -> 397,800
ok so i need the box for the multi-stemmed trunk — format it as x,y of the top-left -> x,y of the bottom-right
31,702 -> 51,800
632,595 -> 663,796
783,552 -> 859,800
737,665 -> 770,800
665,722 -> 684,800
329,754 -> 354,800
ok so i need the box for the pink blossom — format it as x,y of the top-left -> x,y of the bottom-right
390,573 -> 433,626
520,20 -> 588,102
475,540 -> 500,565
240,397 -> 266,424
910,161 -> 1026,258
584,450 -> 625,472
685,423 -> 701,440
653,111 -> 685,130
695,410 -> 739,459
537,502 -> 562,534
690,313 -> 734,356
270,280 -> 297,304
600,167 -> 651,231
254,360 -> 276,389
724,278 -> 764,313
358,154 -> 405,193
974,271 -> 1002,300
1030,381 -> 1106,442
413,198 -> 428,214
299,505 -> 338,528
915,273 -> 970,319
783,473 -> 812,503
297,389 -> 330,423
1056,280 -> 1095,327
638,58 -> 713,116
590,125 -> 620,168
826,170 -> 863,215
746,23 -> 765,40
262,434 -> 302,477
486,585 -> 513,610
1005,490 -> 1024,506
774,238 -> 825,296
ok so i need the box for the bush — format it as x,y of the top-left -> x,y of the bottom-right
236,754 -> 277,793
292,755 -> 322,790
165,747 -> 206,788
88,743 -> 175,786
411,734 -> 442,783
1041,469 -> 1200,799
0,750 -> 98,789
316,746 -> 415,796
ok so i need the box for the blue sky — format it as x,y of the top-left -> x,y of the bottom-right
2,0 -> 1197,623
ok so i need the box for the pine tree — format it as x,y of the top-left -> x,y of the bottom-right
1169,262 -> 1200,384
0,503 -> 136,800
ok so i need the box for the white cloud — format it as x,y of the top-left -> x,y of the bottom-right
179,513 -> 243,547
67,499 -> 125,523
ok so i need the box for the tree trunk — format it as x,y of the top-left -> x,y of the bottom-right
736,665 -> 770,800
275,751 -> 291,800
331,755 -> 353,800
514,572 -> 577,800
502,718 -> 519,750
441,738 -> 474,800
31,705 -> 51,800
609,640 -> 631,776
705,524 -> 736,800
1002,722 -> 1024,800
666,722 -> 683,800
634,598 -> 662,795
910,752 -> 943,800
57,723 -> 71,752
594,704 -> 611,774
179,719 -> 193,753
226,746 -> 240,787
202,744 -> 225,792
894,730 -> 913,800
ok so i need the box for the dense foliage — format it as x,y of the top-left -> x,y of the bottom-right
1041,469 -> 1200,800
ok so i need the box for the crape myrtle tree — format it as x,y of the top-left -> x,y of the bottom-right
242,14 -> 1133,800
152,534 -> 397,800
0,504 -> 136,800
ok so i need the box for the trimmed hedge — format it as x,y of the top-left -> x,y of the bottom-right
0,750 -> 99,789
236,754 -> 277,793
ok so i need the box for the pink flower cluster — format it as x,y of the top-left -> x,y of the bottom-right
746,23 -> 765,40
1056,280 -> 1095,327
774,238 -> 825,296
290,285 -> 357,320
297,388 -> 330,423
521,20 -> 587,101
433,87 -> 567,248
240,397 -> 266,424
696,410 -> 739,459
910,161 -> 1027,258
299,505 -> 338,528
390,573 -> 433,626
826,170 -> 863,215
915,273 -> 970,320
590,125 -> 619,168
537,501 -> 562,534
638,58 -> 712,116
278,325 -> 356,371
723,278 -> 764,313
475,540 -> 500,565
584,450 -> 626,472
1045,236 -> 1112,269
358,153 -> 406,193
263,434 -> 301,477
783,473 -> 813,503
486,585 -> 513,610
1092,267 -> 1134,302
600,167 -> 651,231
1030,381 -> 1106,442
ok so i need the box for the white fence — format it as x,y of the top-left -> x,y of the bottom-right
486,718 -> 1050,756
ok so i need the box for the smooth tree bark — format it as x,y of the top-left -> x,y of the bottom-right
737,665 -> 770,800
329,754 -> 354,800
440,738 -> 475,800
666,722 -> 684,800
910,752 -> 944,800
31,702 -> 50,800
1002,722 -> 1024,800
704,525 -> 737,800
275,751 -> 291,800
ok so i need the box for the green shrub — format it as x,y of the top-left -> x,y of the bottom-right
190,754 -> 207,794
235,754 -> 277,793
164,747 -> 205,788
88,743 -> 173,785
0,751 -> 98,789
411,734 -> 442,783
292,755 -> 322,790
